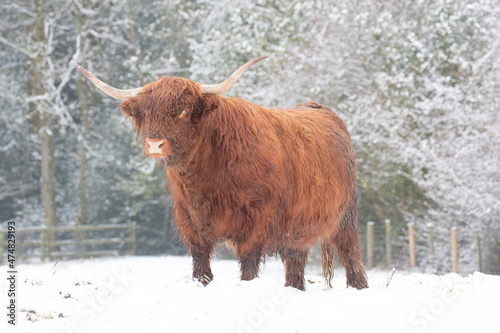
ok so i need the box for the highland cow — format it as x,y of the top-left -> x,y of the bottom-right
77,57 -> 368,291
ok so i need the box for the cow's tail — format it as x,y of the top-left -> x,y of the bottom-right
320,239 -> 335,288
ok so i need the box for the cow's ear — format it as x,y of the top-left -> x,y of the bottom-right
119,99 -> 142,131
200,95 -> 219,116
120,100 -> 133,117
120,99 -> 139,118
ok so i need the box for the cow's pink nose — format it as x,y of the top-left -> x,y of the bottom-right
145,138 -> 168,156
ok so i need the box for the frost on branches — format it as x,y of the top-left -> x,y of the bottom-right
1,0 -> 499,272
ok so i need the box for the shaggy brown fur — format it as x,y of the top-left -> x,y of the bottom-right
119,76 -> 368,291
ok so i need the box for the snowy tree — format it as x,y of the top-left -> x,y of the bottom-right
324,0 -> 500,272
0,1 -> 78,243
1,0 -> 498,268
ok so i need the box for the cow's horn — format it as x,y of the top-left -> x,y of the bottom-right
76,65 -> 143,100
200,56 -> 267,95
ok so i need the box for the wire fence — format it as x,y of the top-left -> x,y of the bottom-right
360,220 -> 482,274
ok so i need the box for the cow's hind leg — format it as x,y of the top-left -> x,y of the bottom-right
330,192 -> 369,289
334,232 -> 368,289
333,224 -> 368,289
283,248 -> 308,291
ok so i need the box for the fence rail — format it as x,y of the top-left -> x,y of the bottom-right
0,223 -> 136,264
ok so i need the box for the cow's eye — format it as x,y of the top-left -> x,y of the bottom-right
180,110 -> 189,118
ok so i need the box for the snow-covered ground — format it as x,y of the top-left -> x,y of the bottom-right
2,256 -> 499,333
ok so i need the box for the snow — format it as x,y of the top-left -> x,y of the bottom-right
2,256 -> 499,333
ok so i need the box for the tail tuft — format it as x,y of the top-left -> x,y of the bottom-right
320,240 -> 335,288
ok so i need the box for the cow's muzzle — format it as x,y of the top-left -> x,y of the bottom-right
144,138 -> 169,158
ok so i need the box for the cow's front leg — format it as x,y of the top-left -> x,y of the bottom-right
237,241 -> 263,281
174,200 -> 214,286
190,242 -> 214,285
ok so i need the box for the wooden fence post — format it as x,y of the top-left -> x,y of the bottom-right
385,219 -> 392,268
408,223 -> 416,268
0,230 -> 3,265
452,227 -> 458,273
130,223 -> 137,255
476,233 -> 482,272
367,221 -> 374,270
75,216 -> 83,259
427,223 -> 434,268
41,228 -> 47,262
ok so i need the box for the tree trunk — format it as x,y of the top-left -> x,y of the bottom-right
76,75 -> 90,255
75,8 -> 90,228
126,0 -> 144,80
40,121 -> 58,235
74,1 -> 91,255
27,0 -> 58,253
